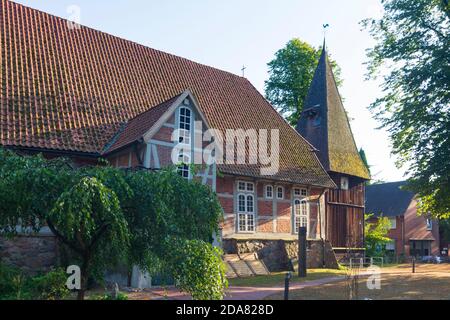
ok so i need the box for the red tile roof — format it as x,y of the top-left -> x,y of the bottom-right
103,93 -> 182,154
0,0 -> 335,188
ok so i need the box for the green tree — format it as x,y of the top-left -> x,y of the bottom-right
362,0 -> 450,218
364,214 -> 392,257
265,38 -> 343,126
0,150 -> 226,300
49,177 -> 129,300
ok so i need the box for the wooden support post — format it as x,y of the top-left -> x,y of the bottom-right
412,256 -> 416,273
284,272 -> 291,300
298,226 -> 307,278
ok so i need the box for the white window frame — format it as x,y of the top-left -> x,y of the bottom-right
294,188 -> 308,197
293,198 -> 309,235
265,185 -> 273,199
237,181 -> 256,233
276,186 -> 284,200
177,106 -> 192,145
177,152 -> 191,180
237,181 -> 254,193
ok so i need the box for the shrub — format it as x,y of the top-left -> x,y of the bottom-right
0,263 -> 25,300
165,239 -> 228,300
0,264 -> 69,300
90,292 -> 128,300
28,268 -> 70,300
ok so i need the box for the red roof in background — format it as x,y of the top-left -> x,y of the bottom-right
0,0 -> 335,187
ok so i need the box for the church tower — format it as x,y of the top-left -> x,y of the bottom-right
297,44 -> 370,250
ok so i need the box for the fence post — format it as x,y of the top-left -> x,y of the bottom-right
284,272 -> 291,300
298,227 -> 307,278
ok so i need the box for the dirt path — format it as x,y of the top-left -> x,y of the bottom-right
128,276 -> 346,300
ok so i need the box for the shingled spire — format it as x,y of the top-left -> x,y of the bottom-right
296,43 -> 370,180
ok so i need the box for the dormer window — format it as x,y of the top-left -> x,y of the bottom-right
178,107 -> 192,145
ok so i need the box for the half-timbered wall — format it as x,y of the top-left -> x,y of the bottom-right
219,175 -> 326,240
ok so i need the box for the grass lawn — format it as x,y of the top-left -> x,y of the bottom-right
265,264 -> 450,300
228,268 -> 346,287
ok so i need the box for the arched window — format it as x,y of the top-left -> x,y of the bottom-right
237,180 -> 255,232
178,107 -> 192,145
294,199 -> 308,234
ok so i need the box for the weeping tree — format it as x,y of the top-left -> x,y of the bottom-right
49,177 -> 129,300
0,150 -> 130,300
120,169 -> 226,299
0,149 -> 226,300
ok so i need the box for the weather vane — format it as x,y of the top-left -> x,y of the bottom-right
323,23 -> 330,41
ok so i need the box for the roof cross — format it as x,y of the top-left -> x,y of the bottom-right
241,65 -> 247,77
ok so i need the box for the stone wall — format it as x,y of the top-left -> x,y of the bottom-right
223,239 -> 339,271
0,235 -> 58,274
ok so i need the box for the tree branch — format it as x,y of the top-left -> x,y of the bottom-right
46,219 -> 84,255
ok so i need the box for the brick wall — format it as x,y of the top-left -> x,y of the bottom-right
0,235 -> 58,274
218,175 -> 325,240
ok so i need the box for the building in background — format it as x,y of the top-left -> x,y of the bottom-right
365,181 -> 440,258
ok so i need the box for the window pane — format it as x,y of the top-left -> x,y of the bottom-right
238,182 -> 246,191
247,195 -> 254,213
238,195 -> 246,212
246,183 -> 254,192
247,214 -> 255,231
277,187 -> 283,199
266,186 -> 273,198
239,214 -> 246,231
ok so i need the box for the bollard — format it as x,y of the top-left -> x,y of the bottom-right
412,256 -> 416,273
284,272 -> 292,300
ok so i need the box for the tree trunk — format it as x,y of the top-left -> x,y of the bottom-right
77,256 -> 90,300
127,268 -> 132,288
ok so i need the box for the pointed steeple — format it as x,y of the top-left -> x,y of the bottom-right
296,44 -> 370,180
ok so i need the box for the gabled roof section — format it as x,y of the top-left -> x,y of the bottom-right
103,93 -> 183,154
365,181 -> 415,217
296,44 -> 370,180
0,0 -> 335,188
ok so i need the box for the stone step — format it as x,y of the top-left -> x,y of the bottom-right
229,260 -> 254,277
224,261 -> 238,279
240,253 -> 257,261
246,260 -> 269,276
223,254 -> 240,262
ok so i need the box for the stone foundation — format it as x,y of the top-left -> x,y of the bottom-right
223,239 -> 339,271
0,235 -> 58,274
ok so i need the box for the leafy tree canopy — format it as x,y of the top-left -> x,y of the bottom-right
265,38 -> 343,126
0,149 -> 226,300
364,214 -> 392,257
362,0 -> 450,218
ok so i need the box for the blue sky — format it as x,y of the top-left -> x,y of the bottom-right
13,0 -> 406,182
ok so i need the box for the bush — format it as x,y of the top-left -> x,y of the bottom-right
0,264 -> 69,300
165,239 -> 228,300
90,292 -> 128,300
0,263 -> 26,300
28,268 -> 70,300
